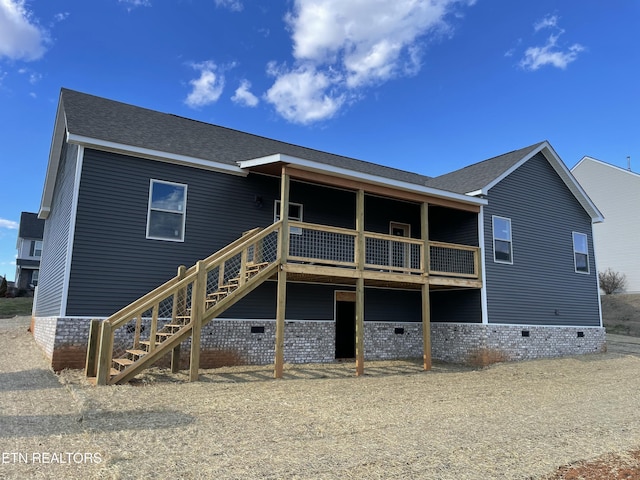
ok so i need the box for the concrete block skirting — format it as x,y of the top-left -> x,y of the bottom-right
32,316 -> 607,371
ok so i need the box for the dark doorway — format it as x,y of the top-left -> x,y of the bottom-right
335,300 -> 356,359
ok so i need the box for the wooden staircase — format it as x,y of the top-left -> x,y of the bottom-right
86,223 -> 282,385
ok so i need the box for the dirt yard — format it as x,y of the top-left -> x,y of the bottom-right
2,316 -> 640,479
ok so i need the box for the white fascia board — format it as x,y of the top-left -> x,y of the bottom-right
39,104 -> 67,219
467,142 -> 604,223
66,133 -> 248,177
238,154 -> 487,207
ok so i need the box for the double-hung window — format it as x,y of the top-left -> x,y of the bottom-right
146,180 -> 187,242
492,216 -> 513,264
573,232 -> 589,273
30,240 -> 43,258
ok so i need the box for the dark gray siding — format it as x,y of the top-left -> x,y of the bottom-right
484,153 -> 600,327
429,206 -> 478,246
193,280 -> 423,323
66,149 -> 476,321
431,289 -> 482,323
35,142 -> 78,316
67,149 -> 280,316
365,196 -> 422,238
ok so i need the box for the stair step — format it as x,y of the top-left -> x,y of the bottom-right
113,358 -> 134,367
110,368 -> 119,377
126,349 -> 147,357
139,340 -> 161,350
162,324 -> 184,332
156,332 -> 173,338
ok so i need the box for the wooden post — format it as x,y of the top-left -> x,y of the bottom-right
274,168 -> 290,379
274,269 -> 287,379
355,189 -> 365,376
421,202 -> 432,371
95,321 -> 113,385
171,265 -> 186,373
279,168 -> 290,264
149,304 -> 159,354
189,260 -> 206,382
85,319 -> 101,378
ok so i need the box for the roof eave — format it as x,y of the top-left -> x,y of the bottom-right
238,154 -> 487,207
38,95 -> 66,219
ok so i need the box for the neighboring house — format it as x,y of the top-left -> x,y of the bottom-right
572,156 -> 640,293
15,212 -> 45,292
33,89 -> 605,381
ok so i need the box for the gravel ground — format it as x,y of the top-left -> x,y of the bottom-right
2,316 -> 640,479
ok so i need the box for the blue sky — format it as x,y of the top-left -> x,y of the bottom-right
0,0 -> 638,281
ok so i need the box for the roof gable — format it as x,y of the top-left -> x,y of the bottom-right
425,143 -> 544,195
427,141 -> 603,222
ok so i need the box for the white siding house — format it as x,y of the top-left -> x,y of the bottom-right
572,157 -> 640,293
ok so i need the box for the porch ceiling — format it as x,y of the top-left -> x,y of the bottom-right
245,163 -> 482,212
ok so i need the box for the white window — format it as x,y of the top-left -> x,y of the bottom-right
492,216 -> 513,264
31,270 -> 39,286
573,232 -> 589,273
30,240 -> 43,257
274,200 -> 303,234
146,180 -> 187,242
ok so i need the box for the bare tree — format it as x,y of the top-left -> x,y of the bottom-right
599,268 -> 627,295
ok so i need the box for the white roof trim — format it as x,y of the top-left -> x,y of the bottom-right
66,133 -> 247,176
466,142 -> 603,223
238,154 -> 487,206
39,104 -> 67,219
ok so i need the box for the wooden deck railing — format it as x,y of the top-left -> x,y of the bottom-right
287,221 -> 480,279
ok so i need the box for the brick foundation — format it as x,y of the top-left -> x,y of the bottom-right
431,323 -> 607,363
32,316 -> 607,371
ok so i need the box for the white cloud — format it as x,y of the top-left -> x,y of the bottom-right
265,0 -> 474,124
215,0 -> 243,12
0,218 -> 19,230
185,61 -> 225,108
0,0 -> 48,61
519,15 -> 584,71
534,14 -> 558,32
232,79 -> 259,107
265,63 -> 346,124
118,0 -> 151,8
52,12 -> 70,23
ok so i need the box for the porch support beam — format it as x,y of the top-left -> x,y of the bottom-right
355,189 -> 365,376
421,202 -> 432,371
274,167 -> 290,379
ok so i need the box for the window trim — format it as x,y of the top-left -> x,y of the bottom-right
146,179 -> 188,242
572,231 -> 590,274
492,215 -> 513,264
274,200 -> 303,234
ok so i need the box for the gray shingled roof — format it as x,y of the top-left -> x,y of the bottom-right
425,143 -> 545,194
18,212 -> 44,239
61,88 -> 433,187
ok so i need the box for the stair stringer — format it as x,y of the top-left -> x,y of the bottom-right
109,262 -> 279,385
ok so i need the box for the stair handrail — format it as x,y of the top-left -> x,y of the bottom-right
106,222 -> 280,331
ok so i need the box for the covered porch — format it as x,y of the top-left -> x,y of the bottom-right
247,157 -> 486,378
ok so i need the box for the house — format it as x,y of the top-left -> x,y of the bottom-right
572,156 -> 640,293
33,88 -> 605,383
15,212 -> 45,293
